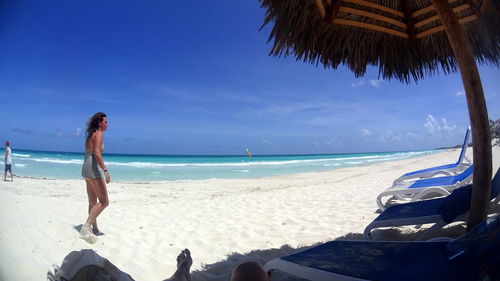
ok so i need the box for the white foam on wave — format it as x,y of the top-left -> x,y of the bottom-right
25,157 -> 83,165
13,153 -> 31,157
104,153 -> 416,168
233,169 -> 250,173
14,150 -> 433,171
14,163 -> 27,167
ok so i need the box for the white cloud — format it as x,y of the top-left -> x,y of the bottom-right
261,139 -> 272,145
406,132 -> 418,139
76,128 -> 82,138
350,79 -> 383,88
424,114 -> 457,135
325,138 -> 343,147
377,130 -> 402,143
424,114 -> 439,134
455,90 -> 465,97
369,79 -> 383,88
362,128 -> 373,136
350,80 -> 365,87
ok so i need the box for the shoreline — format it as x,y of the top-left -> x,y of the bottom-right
1,147 -> 498,281
10,148 -> 448,183
8,148 -> 444,182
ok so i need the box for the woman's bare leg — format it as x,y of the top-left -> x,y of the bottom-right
85,179 -> 109,227
86,180 -> 99,233
81,178 -> 109,243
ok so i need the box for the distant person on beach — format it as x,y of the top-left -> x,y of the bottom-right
4,141 -> 13,181
80,112 -> 110,244
164,249 -> 269,281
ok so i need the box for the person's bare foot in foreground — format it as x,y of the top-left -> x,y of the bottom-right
163,249 -> 269,281
164,249 -> 192,281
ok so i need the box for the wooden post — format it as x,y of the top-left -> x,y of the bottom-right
431,0 -> 492,230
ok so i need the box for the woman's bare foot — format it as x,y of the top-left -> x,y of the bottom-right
79,225 -> 98,244
92,224 -> 100,235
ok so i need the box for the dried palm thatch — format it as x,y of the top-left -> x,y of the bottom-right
259,0 -> 500,229
260,0 -> 500,83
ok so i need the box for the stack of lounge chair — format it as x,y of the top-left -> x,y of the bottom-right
377,128 -> 473,210
264,128 -> 500,281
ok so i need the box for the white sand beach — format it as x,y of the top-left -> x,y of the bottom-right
1,147 -> 499,281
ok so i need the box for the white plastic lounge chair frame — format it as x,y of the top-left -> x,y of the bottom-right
393,127 -> 471,185
377,166 -> 473,211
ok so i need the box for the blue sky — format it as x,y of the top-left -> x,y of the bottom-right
1,0 -> 499,155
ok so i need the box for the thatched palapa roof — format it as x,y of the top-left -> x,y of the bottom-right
260,0 -> 500,83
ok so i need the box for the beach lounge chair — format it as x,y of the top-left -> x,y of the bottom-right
264,215 -> 500,281
365,168 -> 500,240
393,127 -> 471,185
377,164 -> 474,211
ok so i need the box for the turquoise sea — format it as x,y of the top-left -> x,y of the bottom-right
4,149 -> 442,182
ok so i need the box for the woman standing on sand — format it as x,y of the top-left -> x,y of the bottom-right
80,112 -> 110,244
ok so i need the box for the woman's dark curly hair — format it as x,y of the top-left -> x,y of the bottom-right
86,112 -> 107,143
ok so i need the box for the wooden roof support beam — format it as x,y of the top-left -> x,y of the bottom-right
415,4 -> 471,29
431,0 -> 492,231
333,19 -> 409,38
416,15 -> 477,38
314,0 -> 327,18
338,7 -> 407,28
342,0 -> 404,17
480,0 -> 489,13
413,0 -> 458,17
325,0 -> 342,23
402,0 -> 417,42
314,0 -> 342,23
465,0 -> 483,17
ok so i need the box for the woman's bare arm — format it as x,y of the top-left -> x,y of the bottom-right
93,131 -> 107,171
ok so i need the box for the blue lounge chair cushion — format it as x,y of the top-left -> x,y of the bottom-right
402,163 -> 459,177
374,197 -> 445,222
409,165 -> 474,189
281,240 -> 480,281
439,168 -> 500,223
279,216 -> 500,281
438,185 -> 472,223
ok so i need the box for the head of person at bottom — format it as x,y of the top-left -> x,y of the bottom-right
230,261 -> 270,281
5,141 -> 9,147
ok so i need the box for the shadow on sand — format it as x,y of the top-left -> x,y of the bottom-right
73,224 -> 106,236
188,232 -> 365,281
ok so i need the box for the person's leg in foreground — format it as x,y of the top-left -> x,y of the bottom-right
163,249 -> 269,281
164,249 -> 192,281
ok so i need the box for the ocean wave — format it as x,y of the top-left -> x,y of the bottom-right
13,153 -> 31,157
323,163 -> 342,166
233,169 -> 250,173
12,150 -> 433,169
14,163 -> 27,167
27,158 -> 83,165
